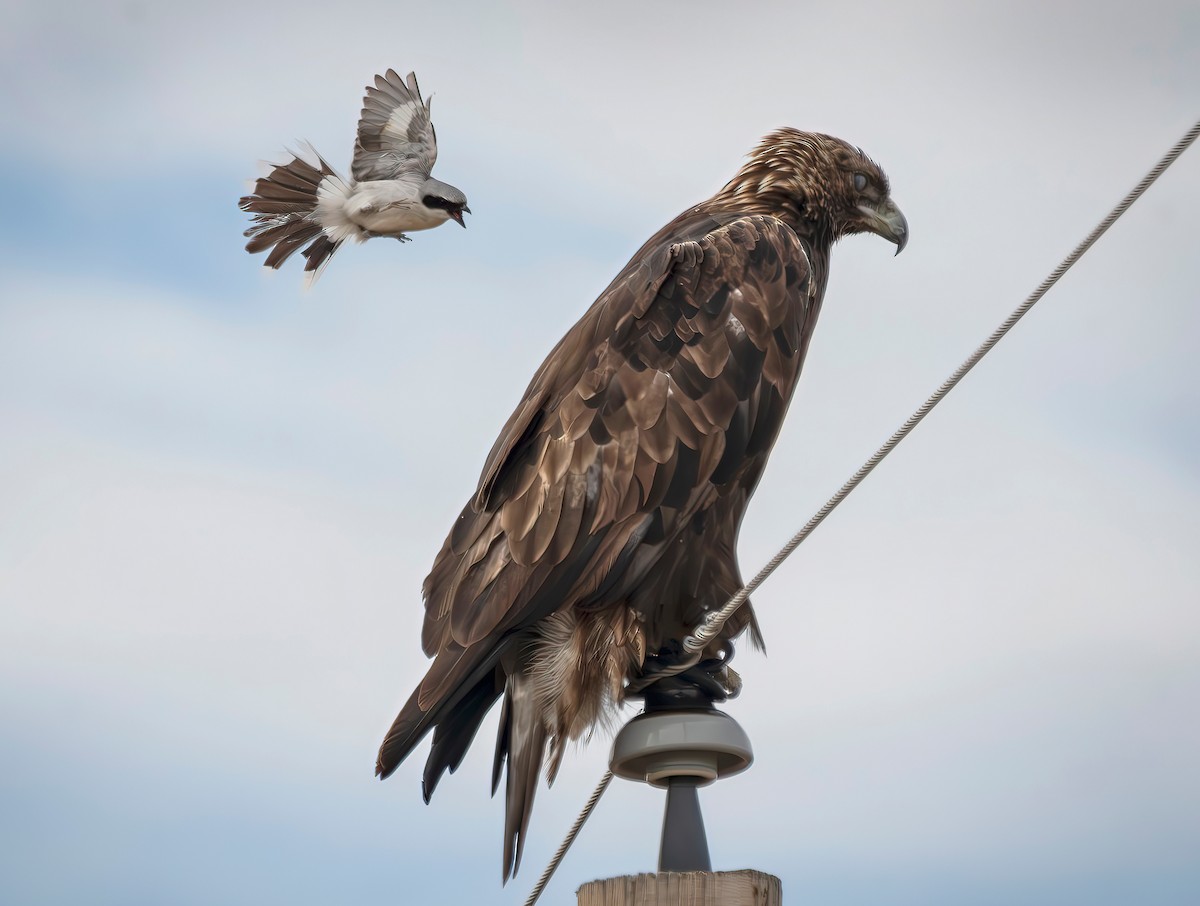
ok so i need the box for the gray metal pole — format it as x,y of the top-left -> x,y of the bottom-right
659,777 -> 712,872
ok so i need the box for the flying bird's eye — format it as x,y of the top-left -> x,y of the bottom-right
853,173 -> 868,192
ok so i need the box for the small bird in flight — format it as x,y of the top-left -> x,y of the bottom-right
239,69 -> 470,281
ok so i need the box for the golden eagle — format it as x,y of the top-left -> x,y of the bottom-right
376,129 -> 907,880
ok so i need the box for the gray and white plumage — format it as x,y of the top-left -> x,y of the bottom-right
239,70 -> 470,282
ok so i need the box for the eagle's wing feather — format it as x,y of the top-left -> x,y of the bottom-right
351,69 -> 437,182
377,212 -> 816,880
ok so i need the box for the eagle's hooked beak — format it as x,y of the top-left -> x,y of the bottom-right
450,206 -> 471,228
858,198 -> 908,255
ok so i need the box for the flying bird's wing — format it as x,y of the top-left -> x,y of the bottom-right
351,69 -> 437,182
377,211 -> 818,879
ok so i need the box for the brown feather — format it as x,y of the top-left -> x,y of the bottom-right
239,153 -> 344,273
495,670 -> 546,882
377,129 -> 906,880
513,473 -> 567,566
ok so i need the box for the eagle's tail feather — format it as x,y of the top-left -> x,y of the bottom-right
239,146 -> 353,281
420,674 -> 503,801
375,661 -> 545,883
375,684 -> 428,781
375,655 -> 504,787
494,671 -> 547,884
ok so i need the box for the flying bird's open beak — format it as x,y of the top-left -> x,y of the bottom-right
450,206 -> 470,228
858,198 -> 908,255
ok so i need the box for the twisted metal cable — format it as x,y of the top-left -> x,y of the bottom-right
523,120 -> 1199,906
521,771 -> 612,906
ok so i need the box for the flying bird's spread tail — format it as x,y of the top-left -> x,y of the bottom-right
239,69 -> 469,283
377,129 -> 907,882
239,150 -> 352,280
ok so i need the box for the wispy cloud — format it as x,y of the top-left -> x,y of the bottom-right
1,1 -> 1198,903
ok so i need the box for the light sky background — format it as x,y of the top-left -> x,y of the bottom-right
1,1 -> 1197,904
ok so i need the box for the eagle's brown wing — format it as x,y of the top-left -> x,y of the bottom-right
377,211 -> 817,877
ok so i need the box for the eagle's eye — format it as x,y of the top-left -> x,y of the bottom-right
853,173 -> 868,192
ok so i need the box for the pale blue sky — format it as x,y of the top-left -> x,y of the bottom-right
1,1 -> 1198,904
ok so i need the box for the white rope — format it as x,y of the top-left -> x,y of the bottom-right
522,120 -> 1200,906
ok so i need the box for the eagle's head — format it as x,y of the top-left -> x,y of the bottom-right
716,128 -> 908,253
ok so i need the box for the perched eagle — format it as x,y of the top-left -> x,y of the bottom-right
376,129 -> 907,880
239,70 -> 469,282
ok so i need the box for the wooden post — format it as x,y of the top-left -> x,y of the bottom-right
577,869 -> 782,905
